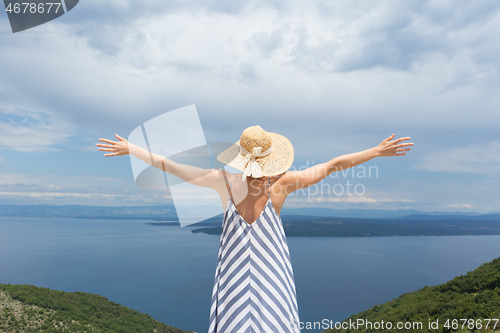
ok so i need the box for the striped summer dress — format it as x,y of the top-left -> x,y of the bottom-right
208,176 -> 301,333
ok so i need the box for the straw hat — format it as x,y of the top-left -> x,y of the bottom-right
217,125 -> 294,180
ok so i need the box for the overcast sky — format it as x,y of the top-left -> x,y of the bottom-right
0,0 -> 499,213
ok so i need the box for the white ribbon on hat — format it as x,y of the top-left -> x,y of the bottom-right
240,145 -> 272,181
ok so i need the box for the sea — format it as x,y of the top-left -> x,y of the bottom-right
0,216 -> 498,333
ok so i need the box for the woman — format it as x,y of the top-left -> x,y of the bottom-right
97,125 -> 413,333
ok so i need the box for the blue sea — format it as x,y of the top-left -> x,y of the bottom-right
0,216 -> 498,333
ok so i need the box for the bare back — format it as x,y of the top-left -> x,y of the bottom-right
220,171 -> 289,224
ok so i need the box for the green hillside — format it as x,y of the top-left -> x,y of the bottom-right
0,284 -> 189,333
323,257 -> 500,333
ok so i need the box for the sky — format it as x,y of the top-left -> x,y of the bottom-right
0,0 -> 499,213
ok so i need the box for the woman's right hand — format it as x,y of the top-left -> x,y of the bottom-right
96,134 -> 130,156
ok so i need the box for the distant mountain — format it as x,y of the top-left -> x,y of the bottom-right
1,204 -> 498,221
281,207 -> 500,219
0,204 -> 178,220
191,214 -> 500,237
322,257 -> 500,333
2,204 -> 500,237
393,213 -> 500,221
0,283 -> 190,333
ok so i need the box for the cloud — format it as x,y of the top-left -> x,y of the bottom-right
287,195 -> 414,205
0,171 -> 220,206
0,190 -> 171,205
414,142 -> 500,174
243,1 -> 500,73
0,173 -> 29,185
0,172 -> 172,205
1,0 -> 500,211
443,203 -> 473,209
0,102 -> 73,152
0,172 -> 126,191
251,28 -> 285,58
1,0 -> 498,142
281,193 -> 418,211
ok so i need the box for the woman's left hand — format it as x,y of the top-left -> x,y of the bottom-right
376,133 -> 414,157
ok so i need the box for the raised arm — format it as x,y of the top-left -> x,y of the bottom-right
97,134 -> 226,191
281,133 -> 413,193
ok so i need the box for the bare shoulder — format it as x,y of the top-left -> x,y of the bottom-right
277,170 -> 299,183
216,170 -> 247,195
192,168 -> 229,193
275,170 -> 301,187
271,171 -> 299,195
277,170 -> 304,196
214,168 -> 231,187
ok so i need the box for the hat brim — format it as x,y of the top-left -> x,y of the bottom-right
216,132 -> 294,177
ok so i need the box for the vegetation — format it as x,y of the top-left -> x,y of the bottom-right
0,284 -> 189,333
323,257 -> 500,333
